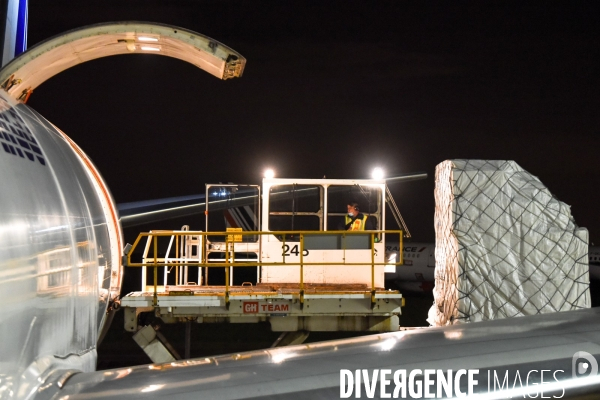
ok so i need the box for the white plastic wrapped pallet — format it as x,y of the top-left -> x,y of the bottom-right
428,160 -> 590,326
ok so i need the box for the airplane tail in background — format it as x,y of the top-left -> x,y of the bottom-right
0,0 -> 27,67
223,206 -> 257,231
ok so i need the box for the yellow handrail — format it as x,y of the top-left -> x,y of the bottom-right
127,230 -> 403,309
128,231 -> 403,267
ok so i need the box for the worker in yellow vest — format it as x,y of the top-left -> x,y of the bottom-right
343,201 -> 375,230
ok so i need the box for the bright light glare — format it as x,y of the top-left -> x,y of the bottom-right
379,338 -> 397,351
270,351 -> 297,364
141,384 -> 164,393
140,46 -> 161,51
443,330 -> 463,340
372,167 -> 384,180
264,169 -> 275,179
385,252 -> 398,272
138,36 -> 159,42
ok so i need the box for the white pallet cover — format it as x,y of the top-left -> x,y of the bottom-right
428,160 -> 589,326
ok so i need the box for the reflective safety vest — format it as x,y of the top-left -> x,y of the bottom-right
345,214 -> 368,231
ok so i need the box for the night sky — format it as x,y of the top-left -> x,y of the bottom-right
25,1 -> 600,245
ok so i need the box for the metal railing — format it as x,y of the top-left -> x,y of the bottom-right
125,230 -> 403,308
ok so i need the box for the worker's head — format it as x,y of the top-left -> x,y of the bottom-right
347,202 -> 360,217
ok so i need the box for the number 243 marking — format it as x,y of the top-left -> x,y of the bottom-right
282,244 -> 309,256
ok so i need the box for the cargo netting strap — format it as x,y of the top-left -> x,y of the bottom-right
428,160 -> 590,326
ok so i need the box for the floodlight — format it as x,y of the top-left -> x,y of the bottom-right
372,167 -> 384,180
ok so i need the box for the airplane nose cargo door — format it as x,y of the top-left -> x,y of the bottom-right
0,21 -> 246,103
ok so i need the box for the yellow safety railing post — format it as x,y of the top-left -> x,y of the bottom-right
399,232 -> 403,265
202,234 -> 207,286
399,232 -> 404,308
370,232 -> 376,309
175,234 -> 179,286
153,234 -> 158,307
225,239 -> 230,310
299,233 -> 305,309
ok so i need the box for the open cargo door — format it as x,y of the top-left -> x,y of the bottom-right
0,21 -> 245,102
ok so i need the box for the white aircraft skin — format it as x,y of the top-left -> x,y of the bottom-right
1,17 -> 599,400
45,308 -> 600,399
0,85 -> 120,398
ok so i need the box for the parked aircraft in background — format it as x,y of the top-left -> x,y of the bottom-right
588,247 -> 600,281
385,243 -> 435,293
